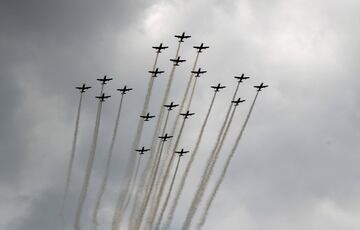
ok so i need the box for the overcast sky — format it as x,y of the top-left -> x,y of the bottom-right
1,0 -> 360,229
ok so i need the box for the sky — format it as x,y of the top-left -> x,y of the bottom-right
1,0 -> 360,229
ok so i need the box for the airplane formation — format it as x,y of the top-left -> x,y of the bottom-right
64,32 -> 268,230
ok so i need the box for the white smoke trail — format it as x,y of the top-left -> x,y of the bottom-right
131,42 -> 182,225
112,52 -> 159,230
182,82 -> 241,230
164,91 -> 217,230
147,118 -> 187,229
92,93 -> 125,230
197,91 -> 260,229
133,140 -> 167,230
75,85 -> 104,230
154,154 -> 182,230
61,92 -> 83,230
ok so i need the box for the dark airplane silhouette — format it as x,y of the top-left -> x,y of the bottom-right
180,110 -> 195,119
211,83 -> 226,92
175,148 -> 189,157
96,93 -> 111,102
117,85 -> 133,95
159,133 -> 173,142
97,75 -> 113,85
175,32 -> 191,42
149,68 -> 164,77
164,102 -> 179,111
76,83 -> 91,93
191,68 -> 207,77
254,83 -> 269,91
232,97 -> 246,106
193,43 -> 209,53
140,113 -> 156,121
234,74 -> 250,83
136,147 -> 150,155
152,43 -> 169,53
170,56 -> 186,66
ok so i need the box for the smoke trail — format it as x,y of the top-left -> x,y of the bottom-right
154,154 -> 182,230
164,91 -> 217,230
133,141 -> 167,230
92,93 -> 125,230
182,83 -> 241,230
113,155 -> 142,230
75,85 -> 104,230
130,42 -> 182,225
147,118 -> 187,229
112,52 -> 159,230
61,92 -> 83,229
197,91 -> 260,229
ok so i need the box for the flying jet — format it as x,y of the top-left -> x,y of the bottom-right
136,147 -> 150,155
170,56 -> 186,66
149,68 -> 164,77
232,97 -> 246,106
175,148 -> 189,157
76,83 -> 91,93
175,32 -> 191,42
140,113 -> 156,121
193,43 -> 209,53
117,85 -> 133,95
211,83 -> 226,92
254,83 -> 269,91
159,133 -> 173,142
152,43 -> 169,53
96,93 -> 111,102
191,68 -> 207,77
164,102 -> 179,111
180,110 -> 195,119
97,75 -> 113,85
234,74 -> 250,83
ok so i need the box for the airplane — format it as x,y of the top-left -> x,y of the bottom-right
149,68 -> 164,77
159,133 -> 173,142
234,74 -> 250,83
211,83 -> 226,92
96,93 -> 111,102
164,102 -> 179,111
117,85 -> 133,95
152,43 -> 169,53
170,56 -> 186,66
136,147 -> 150,155
232,97 -> 246,106
175,148 -> 189,157
254,82 -> 269,91
193,43 -> 209,53
180,110 -> 195,119
175,32 -> 191,42
191,68 -> 207,77
76,83 -> 91,93
97,75 -> 113,85
140,113 -> 156,121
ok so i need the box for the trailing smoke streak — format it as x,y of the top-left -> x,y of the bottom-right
154,154 -> 182,230
197,91 -> 260,229
61,92 -> 83,230
131,42 -> 182,225
164,91 -> 217,230
112,52 -> 159,230
75,85 -> 104,230
133,141 -> 167,230
182,83 -> 241,230
92,93 -> 125,230
147,119 -> 187,229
